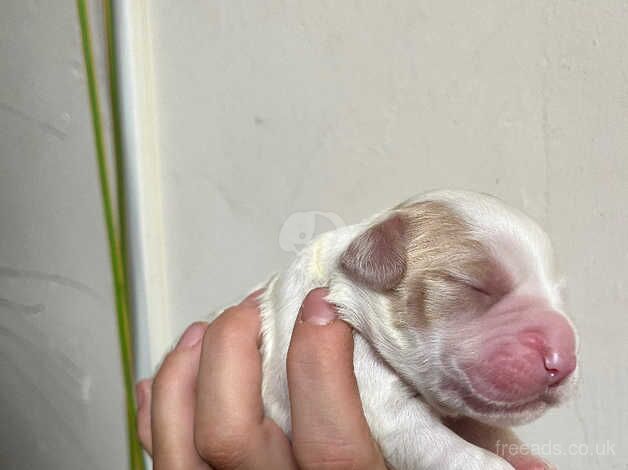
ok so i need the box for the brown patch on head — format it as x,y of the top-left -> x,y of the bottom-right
340,200 -> 513,326
395,201 -> 513,327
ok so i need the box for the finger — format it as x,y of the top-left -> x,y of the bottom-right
195,292 -> 297,469
136,378 -> 153,455
152,322 -> 209,470
287,288 -> 386,470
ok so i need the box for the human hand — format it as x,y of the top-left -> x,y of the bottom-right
136,288 -> 387,469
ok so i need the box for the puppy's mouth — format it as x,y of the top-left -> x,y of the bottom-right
458,366 -> 574,413
438,370 -> 568,425
431,380 -> 545,426
462,385 -> 552,415
431,347 -> 577,425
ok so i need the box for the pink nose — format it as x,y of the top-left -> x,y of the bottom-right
519,312 -> 577,387
544,348 -> 577,386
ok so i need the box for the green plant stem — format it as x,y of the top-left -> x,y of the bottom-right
76,1 -> 145,469
103,0 -> 129,277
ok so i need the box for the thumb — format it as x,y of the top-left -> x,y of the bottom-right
287,288 -> 385,469
288,289 -> 356,404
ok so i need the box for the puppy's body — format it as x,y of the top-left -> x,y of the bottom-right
216,190 -> 578,470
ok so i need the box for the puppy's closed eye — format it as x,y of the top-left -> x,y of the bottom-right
438,274 -> 500,310
445,275 -> 493,297
461,281 -> 493,299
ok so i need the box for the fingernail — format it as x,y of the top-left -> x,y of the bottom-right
241,288 -> 265,307
299,288 -> 336,325
135,382 -> 146,409
176,322 -> 206,349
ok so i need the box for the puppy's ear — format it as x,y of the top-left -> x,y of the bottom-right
339,213 -> 407,291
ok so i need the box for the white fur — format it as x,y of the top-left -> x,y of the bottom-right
212,190 -> 577,470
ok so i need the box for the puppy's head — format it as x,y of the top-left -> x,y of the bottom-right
338,190 -> 579,427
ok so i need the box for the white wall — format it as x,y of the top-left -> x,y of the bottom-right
148,2 -> 627,468
0,1 -> 127,469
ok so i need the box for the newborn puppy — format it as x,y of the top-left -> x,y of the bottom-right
224,190 -> 579,469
